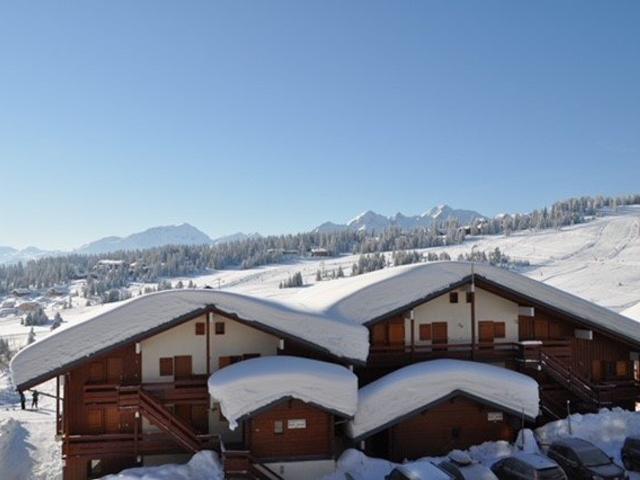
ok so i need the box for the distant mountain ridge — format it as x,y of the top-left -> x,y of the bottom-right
75,223 -> 214,255
0,204 -> 484,263
314,204 -> 485,233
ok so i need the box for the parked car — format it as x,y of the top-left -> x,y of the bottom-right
438,450 -> 498,480
491,453 -> 567,480
386,460 -> 454,480
547,437 -> 628,479
621,436 -> 640,471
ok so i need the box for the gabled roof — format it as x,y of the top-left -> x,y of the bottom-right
10,289 -> 369,391
347,359 -> 540,441
208,356 -> 358,430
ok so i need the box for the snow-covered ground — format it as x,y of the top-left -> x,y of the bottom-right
2,206 -> 640,479
327,409 -> 640,480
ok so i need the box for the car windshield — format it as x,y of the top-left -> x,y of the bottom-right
537,467 -> 566,480
575,447 -> 610,467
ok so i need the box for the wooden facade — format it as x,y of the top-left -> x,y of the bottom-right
23,275 -> 640,479
366,395 -> 518,461
243,399 -> 334,461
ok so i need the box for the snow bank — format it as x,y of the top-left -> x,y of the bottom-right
208,356 -> 358,430
536,407 -> 640,463
323,449 -> 397,480
0,418 -> 33,480
99,451 -> 223,480
347,359 -> 539,440
11,289 -> 369,390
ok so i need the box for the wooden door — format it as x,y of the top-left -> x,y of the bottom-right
432,322 -> 448,345
478,321 -> 495,344
107,358 -> 123,384
174,355 -> 192,380
533,318 -> 549,340
105,407 -> 120,433
591,360 -> 603,382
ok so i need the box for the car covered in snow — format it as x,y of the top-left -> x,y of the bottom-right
621,436 -> 640,471
546,437 -> 628,480
490,453 -> 567,480
385,460 -> 454,480
437,450 -> 498,480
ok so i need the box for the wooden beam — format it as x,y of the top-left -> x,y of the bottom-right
55,376 -> 60,435
206,312 -> 211,377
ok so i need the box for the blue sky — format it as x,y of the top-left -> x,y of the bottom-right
0,1 -> 638,250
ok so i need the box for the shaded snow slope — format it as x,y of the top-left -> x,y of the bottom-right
348,359 -> 539,440
208,356 -> 358,430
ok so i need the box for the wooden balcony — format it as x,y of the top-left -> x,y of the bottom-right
368,341 -> 521,366
83,377 -> 209,407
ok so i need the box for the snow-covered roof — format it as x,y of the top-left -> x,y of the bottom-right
285,262 -> 640,342
10,290 -> 369,390
12,261 -> 640,391
208,356 -> 358,430
347,359 -> 540,440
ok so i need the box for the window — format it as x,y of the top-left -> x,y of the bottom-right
494,322 -> 506,338
215,322 -> 225,335
274,420 -> 284,434
616,360 -> 629,378
195,322 -> 205,335
159,357 -> 174,376
432,322 -> 448,344
449,292 -> 459,303
419,324 -> 432,341
466,292 -> 473,303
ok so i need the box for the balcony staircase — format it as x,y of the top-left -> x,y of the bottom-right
135,388 -> 203,452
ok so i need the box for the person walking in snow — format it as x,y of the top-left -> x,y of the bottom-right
31,390 -> 39,409
19,391 -> 25,410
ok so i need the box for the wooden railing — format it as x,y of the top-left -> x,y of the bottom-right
369,341 -> 521,365
220,439 -> 284,480
81,381 -> 213,453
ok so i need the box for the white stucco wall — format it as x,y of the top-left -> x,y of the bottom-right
139,313 -> 280,438
140,315 -> 208,383
406,287 -> 519,345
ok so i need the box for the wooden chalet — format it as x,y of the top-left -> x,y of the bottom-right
9,262 -> 640,479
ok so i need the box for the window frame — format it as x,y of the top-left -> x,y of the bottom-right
215,321 -> 225,335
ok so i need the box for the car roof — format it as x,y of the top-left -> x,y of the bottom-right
396,461 -> 453,479
512,453 -> 559,469
552,437 -> 598,450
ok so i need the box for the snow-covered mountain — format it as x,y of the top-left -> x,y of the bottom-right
314,204 -> 485,233
213,232 -> 262,245
0,246 -> 60,265
75,223 -> 214,255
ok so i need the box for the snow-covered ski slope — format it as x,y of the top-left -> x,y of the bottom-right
190,205 -> 640,312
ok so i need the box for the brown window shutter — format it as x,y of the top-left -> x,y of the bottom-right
195,322 -> 205,335
419,324 -> 432,341
449,292 -> 459,303
159,357 -> 174,376
616,360 -> 629,378
432,322 -> 448,344
494,322 -> 506,338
